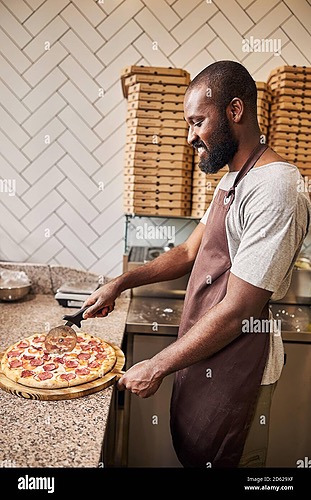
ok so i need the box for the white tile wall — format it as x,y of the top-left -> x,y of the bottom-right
0,0 -> 311,276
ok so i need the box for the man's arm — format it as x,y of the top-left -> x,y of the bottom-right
117,272 -> 272,397
83,222 -> 205,319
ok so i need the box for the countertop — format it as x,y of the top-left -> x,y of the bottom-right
0,292 -> 130,468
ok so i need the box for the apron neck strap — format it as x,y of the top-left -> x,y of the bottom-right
224,143 -> 268,207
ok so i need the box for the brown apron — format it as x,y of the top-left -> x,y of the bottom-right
170,143 -> 270,468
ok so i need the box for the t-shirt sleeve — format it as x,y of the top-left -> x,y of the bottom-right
230,168 -> 310,295
230,208 -> 306,293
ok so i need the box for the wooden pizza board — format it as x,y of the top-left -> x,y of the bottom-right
0,343 -> 125,401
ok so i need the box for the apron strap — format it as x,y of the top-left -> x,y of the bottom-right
224,143 -> 268,207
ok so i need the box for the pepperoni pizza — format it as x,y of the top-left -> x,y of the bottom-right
1,332 -> 117,389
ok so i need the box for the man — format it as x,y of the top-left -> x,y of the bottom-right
83,61 -> 311,468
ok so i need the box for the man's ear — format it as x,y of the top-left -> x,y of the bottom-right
226,98 -> 244,123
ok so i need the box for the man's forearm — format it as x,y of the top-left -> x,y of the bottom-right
150,300 -> 247,377
114,243 -> 194,294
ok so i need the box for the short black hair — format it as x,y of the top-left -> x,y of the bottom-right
187,60 -> 257,116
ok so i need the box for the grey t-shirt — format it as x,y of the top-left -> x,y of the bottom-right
200,161 -> 311,384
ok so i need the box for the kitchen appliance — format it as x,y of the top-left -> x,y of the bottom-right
122,296 -> 183,467
123,245 -> 189,298
274,256 -> 311,305
54,279 -> 99,308
266,302 -> 311,467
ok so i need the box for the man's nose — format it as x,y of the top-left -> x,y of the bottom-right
187,125 -> 198,146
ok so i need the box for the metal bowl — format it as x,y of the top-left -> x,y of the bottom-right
0,281 -> 32,301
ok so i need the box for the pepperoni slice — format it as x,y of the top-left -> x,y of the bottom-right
76,336 -> 84,343
88,360 -> 100,368
30,358 -> 44,367
60,373 -> 76,381
38,372 -> 53,380
54,356 -> 65,364
77,353 -> 91,360
79,343 -> 92,351
17,341 -> 29,349
43,363 -> 57,371
75,368 -> 90,376
30,345 -> 43,351
65,359 -> 79,368
42,353 -> 51,361
33,335 -> 46,343
9,359 -> 23,368
7,350 -> 22,358
21,370 -> 34,378
22,355 -> 35,360
96,352 -> 107,360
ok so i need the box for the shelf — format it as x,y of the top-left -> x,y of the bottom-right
124,213 -> 201,221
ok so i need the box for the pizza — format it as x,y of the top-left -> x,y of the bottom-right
0,332 -> 117,389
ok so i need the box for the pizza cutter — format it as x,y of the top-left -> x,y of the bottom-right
44,306 -> 89,354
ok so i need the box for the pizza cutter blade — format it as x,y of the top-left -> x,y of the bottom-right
45,306 -> 89,354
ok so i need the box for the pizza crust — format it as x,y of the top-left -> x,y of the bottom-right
1,333 -> 117,389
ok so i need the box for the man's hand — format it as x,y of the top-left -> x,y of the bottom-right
82,280 -> 120,319
117,360 -> 164,398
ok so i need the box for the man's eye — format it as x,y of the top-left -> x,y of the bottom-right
194,121 -> 203,127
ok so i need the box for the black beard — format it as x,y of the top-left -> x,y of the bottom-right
196,115 -> 239,174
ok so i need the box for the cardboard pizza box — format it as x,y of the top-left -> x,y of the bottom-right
126,125 -> 188,137
124,190 -> 192,201
269,80 -> 311,91
127,83 -> 188,95
126,135 -> 188,146
124,167 -> 193,178
124,205 -> 192,216
127,100 -> 184,111
125,143 -> 193,154
126,117 -> 188,129
128,92 -> 184,103
124,182 -> 192,194
124,158 -> 193,169
123,74 -> 190,97
124,151 -> 193,162
268,66 -> 311,78
126,108 -> 185,120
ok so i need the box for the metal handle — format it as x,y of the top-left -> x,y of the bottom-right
62,306 -> 89,328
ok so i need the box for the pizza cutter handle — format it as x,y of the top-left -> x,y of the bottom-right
62,306 -> 89,328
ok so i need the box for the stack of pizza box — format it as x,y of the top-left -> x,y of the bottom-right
256,81 -> 271,142
121,65 -> 194,217
267,65 -> 311,178
191,156 -> 229,219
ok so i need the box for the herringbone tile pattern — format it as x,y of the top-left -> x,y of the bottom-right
0,0 -> 310,276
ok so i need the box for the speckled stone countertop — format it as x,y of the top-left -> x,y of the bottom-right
0,264 -> 130,468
